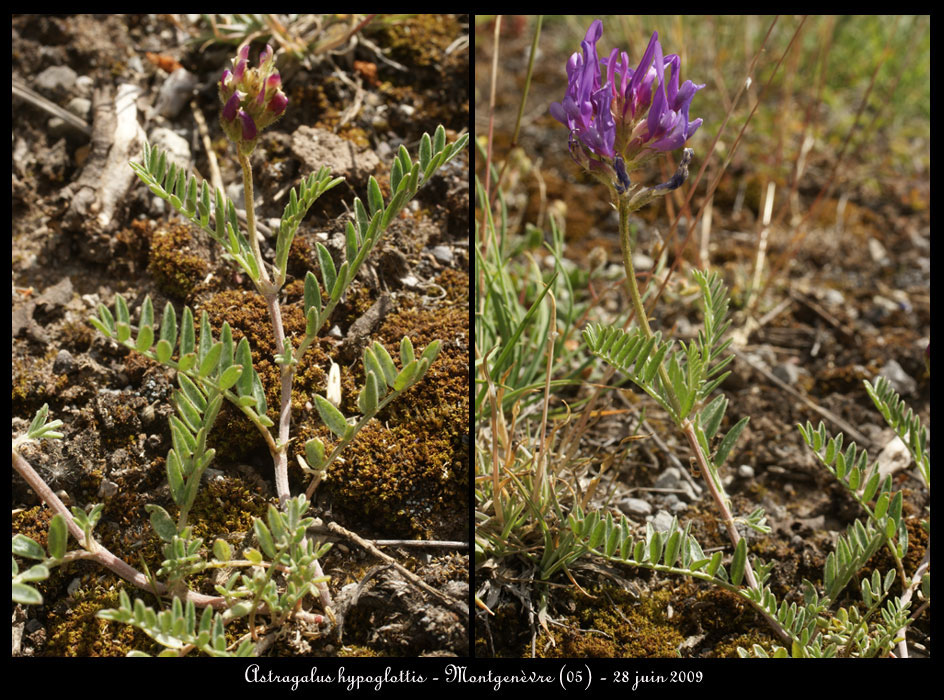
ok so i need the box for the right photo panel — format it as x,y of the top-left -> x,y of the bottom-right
474,14 -> 930,662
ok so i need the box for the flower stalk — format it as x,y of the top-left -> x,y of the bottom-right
555,19 -> 760,591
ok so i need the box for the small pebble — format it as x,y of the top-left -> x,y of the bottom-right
97,479 -> 119,500
633,252 -> 654,270
25,618 -> 44,634
650,510 -> 675,532
431,245 -> 453,265
34,65 -> 77,97
737,464 -> 755,479
771,362 -> 799,386
654,466 -> 681,490
148,127 -> 191,170
678,481 -> 700,502
877,359 -> 916,397
618,497 -> 652,518
821,289 -> 845,306
155,67 -> 198,118
52,348 -> 75,374
868,237 -> 891,265
75,75 -> 94,97
65,97 -> 91,121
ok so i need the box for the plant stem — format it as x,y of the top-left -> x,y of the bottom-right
617,192 -> 759,593
239,152 -> 293,506
681,419 -> 759,591
617,194 -> 682,420
237,155 -> 333,611
12,449 -> 227,610
238,154 -> 269,285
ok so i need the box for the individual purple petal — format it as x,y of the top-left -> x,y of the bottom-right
233,58 -> 247,82
627,32 -> 659,117
266,72 -> 282,90
549,100 -> 567,125
267,90 -> 288,115
223,92 -> 242,121
220,68 -> 232,88
259,43 -> 273,67
238,109 -> 257,141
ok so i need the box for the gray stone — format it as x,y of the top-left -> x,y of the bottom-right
25,618 -> 44,634
650,510 -> 675,532
291,126 -> 380,182
34,65 -> 77,97
52,349 -> 75,375
737,464 -> 755,479
771,362 -> 799,385
618,497 -> 652,518
821,288 -> 845,307
35,277 -> 73,318
878,359 -> 916,397
155,67 -> 198,118
654,466 -> 682,490
678,481 -> 700,502
97,479 -> 119,500
65,97 -> 91,121
75,75 -> 94,97
147,127 -> 191,170
868,237 -> 891,265
431,245 -> 453,265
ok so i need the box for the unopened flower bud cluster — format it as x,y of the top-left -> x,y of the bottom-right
219,43 -> 288,155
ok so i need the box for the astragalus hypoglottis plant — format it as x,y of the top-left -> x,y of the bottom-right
12,38 -> 468,656
475,17 -> 929,659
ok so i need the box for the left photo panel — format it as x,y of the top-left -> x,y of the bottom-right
12,13 -> 470,658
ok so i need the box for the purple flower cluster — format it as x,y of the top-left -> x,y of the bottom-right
550,20 -> 704,184
219,43 -> 288,155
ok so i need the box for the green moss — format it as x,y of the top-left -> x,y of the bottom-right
714,631 -> 779,658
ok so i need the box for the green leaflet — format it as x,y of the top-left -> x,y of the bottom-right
314,394 -> 350,439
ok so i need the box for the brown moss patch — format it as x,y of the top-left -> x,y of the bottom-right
44,584 -> 161,656
187,475 -> 271,543
322,302 -> 468,539
536,586 -> 683,658
148,222 -> 209,300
